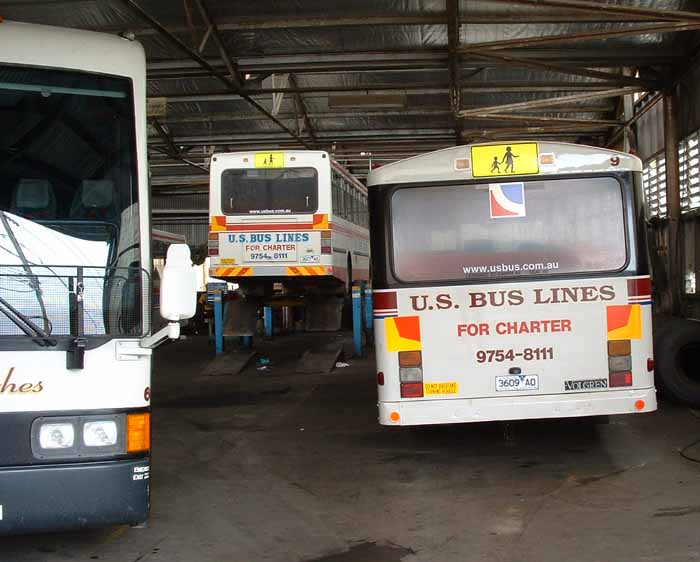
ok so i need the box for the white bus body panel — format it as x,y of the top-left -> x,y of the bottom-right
375,275 -> 656,425
0,22 -> 151,414
0,342 -> 150,413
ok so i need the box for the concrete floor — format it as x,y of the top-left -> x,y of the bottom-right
4,333 -> 700,562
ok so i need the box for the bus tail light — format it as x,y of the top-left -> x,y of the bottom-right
399,350 -> 423,396
608,355 -> 631,372
208,239 -> 219,256
127,413 -> 151,453
321,231 -> 332,254
647,358 -> 655,372
377,372 -> 385,385
609,371 -> 633,388
400,382 -> 423,398
608,340 -> 631,356
399,350 -> 422,367
399,367 -> 423,382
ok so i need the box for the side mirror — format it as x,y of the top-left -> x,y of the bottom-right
160,244 -> 197,322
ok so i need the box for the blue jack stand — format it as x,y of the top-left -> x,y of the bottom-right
352,282 -> 373,357
352,284 -> 363,356
264,306 -> 273,338
209,284 -> 225,355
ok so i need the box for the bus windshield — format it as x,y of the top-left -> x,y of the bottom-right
391,176 -> 627,283
0,64 -> 143,338
221,167 -> 318,215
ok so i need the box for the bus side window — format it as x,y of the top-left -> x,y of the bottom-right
361,192 -> 368,227
343,181 -> 351,222
353,190 -> 360,225
332,172 -> 340,212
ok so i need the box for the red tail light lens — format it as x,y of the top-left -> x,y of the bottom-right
609,371 -> 633,388
647,358 -> 655,372
321,246 -> 332,254
400,382 -> 423,398
377,372 -> 385,386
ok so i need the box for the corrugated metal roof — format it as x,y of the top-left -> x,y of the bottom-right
1,0 -> 698,190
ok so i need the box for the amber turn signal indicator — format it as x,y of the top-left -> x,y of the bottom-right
127,412 -> 151,453
398,350 -> 422,367
608,340 -> 631,356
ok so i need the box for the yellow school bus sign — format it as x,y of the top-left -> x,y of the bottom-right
471,143 -> 539,178
255,152 -> 285,168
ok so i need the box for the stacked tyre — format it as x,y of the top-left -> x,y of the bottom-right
654,316 -> 700,406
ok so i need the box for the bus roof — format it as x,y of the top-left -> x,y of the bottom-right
210,150 -> 367,193
367,141 -> 642,187
0,20 -> 145,80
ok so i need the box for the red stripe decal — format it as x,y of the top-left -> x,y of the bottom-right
374,291 -> 397,311
627,277 -> 651,297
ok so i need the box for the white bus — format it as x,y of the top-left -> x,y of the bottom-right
208,150 -> 369,329
368,142 -> 656,426
0,21 -> 195,534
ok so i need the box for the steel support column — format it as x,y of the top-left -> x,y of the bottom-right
447,0 -> 462,145
664,88 -> 682,316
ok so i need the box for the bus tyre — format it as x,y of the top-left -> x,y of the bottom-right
654,317 -> 700,406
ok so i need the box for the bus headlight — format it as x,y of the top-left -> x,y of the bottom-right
39,423 -> 75,449
32,414 -> 133,459
83,420 -> 119,447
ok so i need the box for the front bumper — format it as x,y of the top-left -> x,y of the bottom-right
379,387 -> 657,426
0,457 -> 150,535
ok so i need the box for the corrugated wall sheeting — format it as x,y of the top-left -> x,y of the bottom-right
637,64 -> 700,163
637,98 -> 665,162
151,193 -> 208,210
680,64 -> 700,140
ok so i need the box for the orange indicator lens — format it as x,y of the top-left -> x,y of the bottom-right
398,350 -> 422,367
608,340 -> 631,356
127,413 -> 151,453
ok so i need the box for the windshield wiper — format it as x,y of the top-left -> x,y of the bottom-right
0,210 -> 51,334
0,296 -> 56,347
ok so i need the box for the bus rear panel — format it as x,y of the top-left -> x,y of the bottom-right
368,142 -> 656,426
209,151 -> 369,293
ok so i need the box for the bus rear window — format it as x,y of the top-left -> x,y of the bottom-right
221,168 -> 318,215
391,177 -> 627,282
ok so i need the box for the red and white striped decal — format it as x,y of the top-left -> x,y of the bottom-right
627,276 -> 652,305
373,290 -> 398,318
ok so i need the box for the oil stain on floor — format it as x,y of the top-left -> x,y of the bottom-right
305,541 -> 415,562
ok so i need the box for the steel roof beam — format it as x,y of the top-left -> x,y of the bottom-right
114,11 -> 676,37
149,120 -> 209,173
482,0 -> 700,23
288,73 -> 317,146
118,0 -> 311,149
158,82 -> 643,103
459,86 -> 644,118
467,51 -> 658,89
460,22 -> 700,52
147,48 -> 681,77
191,0 -> 244,88
458,86 -> 645,117
472,113 -> 622,126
